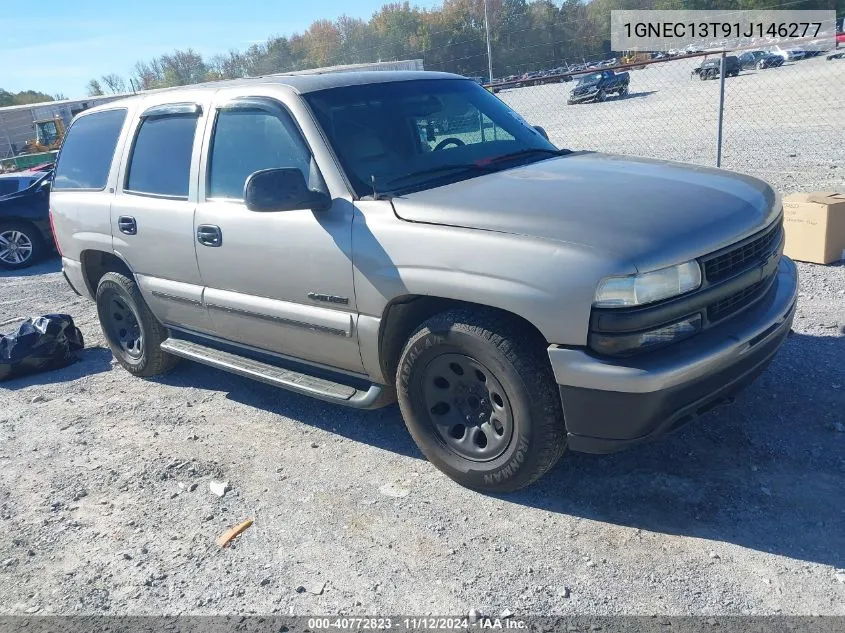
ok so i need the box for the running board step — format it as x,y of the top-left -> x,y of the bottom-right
160,338 -> 392,409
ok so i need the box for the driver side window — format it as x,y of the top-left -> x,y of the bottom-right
207,106 -> 311,200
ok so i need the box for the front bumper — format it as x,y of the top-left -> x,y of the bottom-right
568,92 -> 598,103
548,256 -> 798,453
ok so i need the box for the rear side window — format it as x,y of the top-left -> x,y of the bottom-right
207,107 -> 311,200
126,114 -> 198,198
53,109 -> 126,191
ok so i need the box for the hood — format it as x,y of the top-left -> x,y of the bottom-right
390,152 -> 779,272
574,79 -> 600,91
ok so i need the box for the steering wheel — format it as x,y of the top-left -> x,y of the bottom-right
433,137 -> 466,151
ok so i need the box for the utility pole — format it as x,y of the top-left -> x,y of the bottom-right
484,0 -> 493,83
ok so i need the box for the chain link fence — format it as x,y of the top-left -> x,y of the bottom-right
492,47 -> 844,194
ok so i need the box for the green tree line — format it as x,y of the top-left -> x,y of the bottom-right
86,0 -> 842,94
0,89 -> 64,107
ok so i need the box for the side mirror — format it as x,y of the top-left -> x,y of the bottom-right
244,168 -> 331,212
533,125 -> 549,140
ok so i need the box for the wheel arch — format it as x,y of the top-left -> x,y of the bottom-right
0,217 -> 46,248
377,294 -> 549,386
80,249 -> 136,297
0,216 -> 43,234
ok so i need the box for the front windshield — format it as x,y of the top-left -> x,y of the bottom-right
577,73 -> 603,85
304,79 -> 558,196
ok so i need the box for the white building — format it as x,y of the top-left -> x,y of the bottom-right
0,95 -> 124,159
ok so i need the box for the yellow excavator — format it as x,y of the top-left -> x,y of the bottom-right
20,117 -> 66,154
620,51 -> 649,69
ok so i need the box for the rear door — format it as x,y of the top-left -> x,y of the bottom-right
110,99 -> 214,333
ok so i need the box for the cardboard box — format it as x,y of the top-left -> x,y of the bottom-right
782,192 -> 845,264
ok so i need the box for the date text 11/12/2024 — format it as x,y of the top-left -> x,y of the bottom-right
307,617 -> 528,630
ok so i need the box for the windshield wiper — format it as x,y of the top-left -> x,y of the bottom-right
384,163 -> 497,189
482,147 -> 570,165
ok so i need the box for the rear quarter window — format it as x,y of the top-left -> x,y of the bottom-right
53,109 -> 127,191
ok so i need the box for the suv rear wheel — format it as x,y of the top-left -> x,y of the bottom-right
396,309 -> 566,492
96,271 -> 179,377
0,221 -> 44,270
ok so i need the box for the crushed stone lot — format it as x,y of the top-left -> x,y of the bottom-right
0,256 -> 843,616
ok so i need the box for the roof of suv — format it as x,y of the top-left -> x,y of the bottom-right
80,71 -> 465,114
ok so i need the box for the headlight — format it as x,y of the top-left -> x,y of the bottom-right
594,260 -> 701,307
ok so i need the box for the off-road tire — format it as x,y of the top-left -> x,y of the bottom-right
396,309 -> 567,493
96,271 -> 179,377
0,221 -> 45,270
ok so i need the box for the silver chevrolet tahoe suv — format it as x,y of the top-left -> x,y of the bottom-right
50,72 -> 798,492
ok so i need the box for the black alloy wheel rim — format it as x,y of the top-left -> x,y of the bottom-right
420,353 -> 514,462
106,296 -> 143,359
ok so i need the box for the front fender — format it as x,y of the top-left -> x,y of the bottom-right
352,201 -> 631,353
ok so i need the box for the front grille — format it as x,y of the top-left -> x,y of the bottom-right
707,278 -> 769,323
704,222 -> 782,283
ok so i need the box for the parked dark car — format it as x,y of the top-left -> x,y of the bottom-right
567,70 -> 630,104
692,56 -> 740,80
738,51 -> 784,70
0,170 -> 54,269
0,171 -> 44,198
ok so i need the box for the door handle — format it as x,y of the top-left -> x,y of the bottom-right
196,224 -> 222,247
117,216 -> 137,235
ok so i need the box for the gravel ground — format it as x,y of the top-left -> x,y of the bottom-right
0,254 -> 843,617
500,54 -> 844,194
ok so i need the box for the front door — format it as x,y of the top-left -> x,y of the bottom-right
193,94 -> 362,373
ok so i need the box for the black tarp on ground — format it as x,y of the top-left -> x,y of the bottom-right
0,314 -> 84,381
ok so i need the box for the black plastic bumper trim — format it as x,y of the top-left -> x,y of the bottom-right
562,315 -> 792,454
62,270 -> 83,296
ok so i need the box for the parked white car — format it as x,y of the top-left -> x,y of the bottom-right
772,46 -> 805,61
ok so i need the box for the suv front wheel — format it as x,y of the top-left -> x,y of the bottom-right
96,271 -> 179,377
396,309 -> 567,492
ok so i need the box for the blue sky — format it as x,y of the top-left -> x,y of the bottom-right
3,0 -> 442,98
